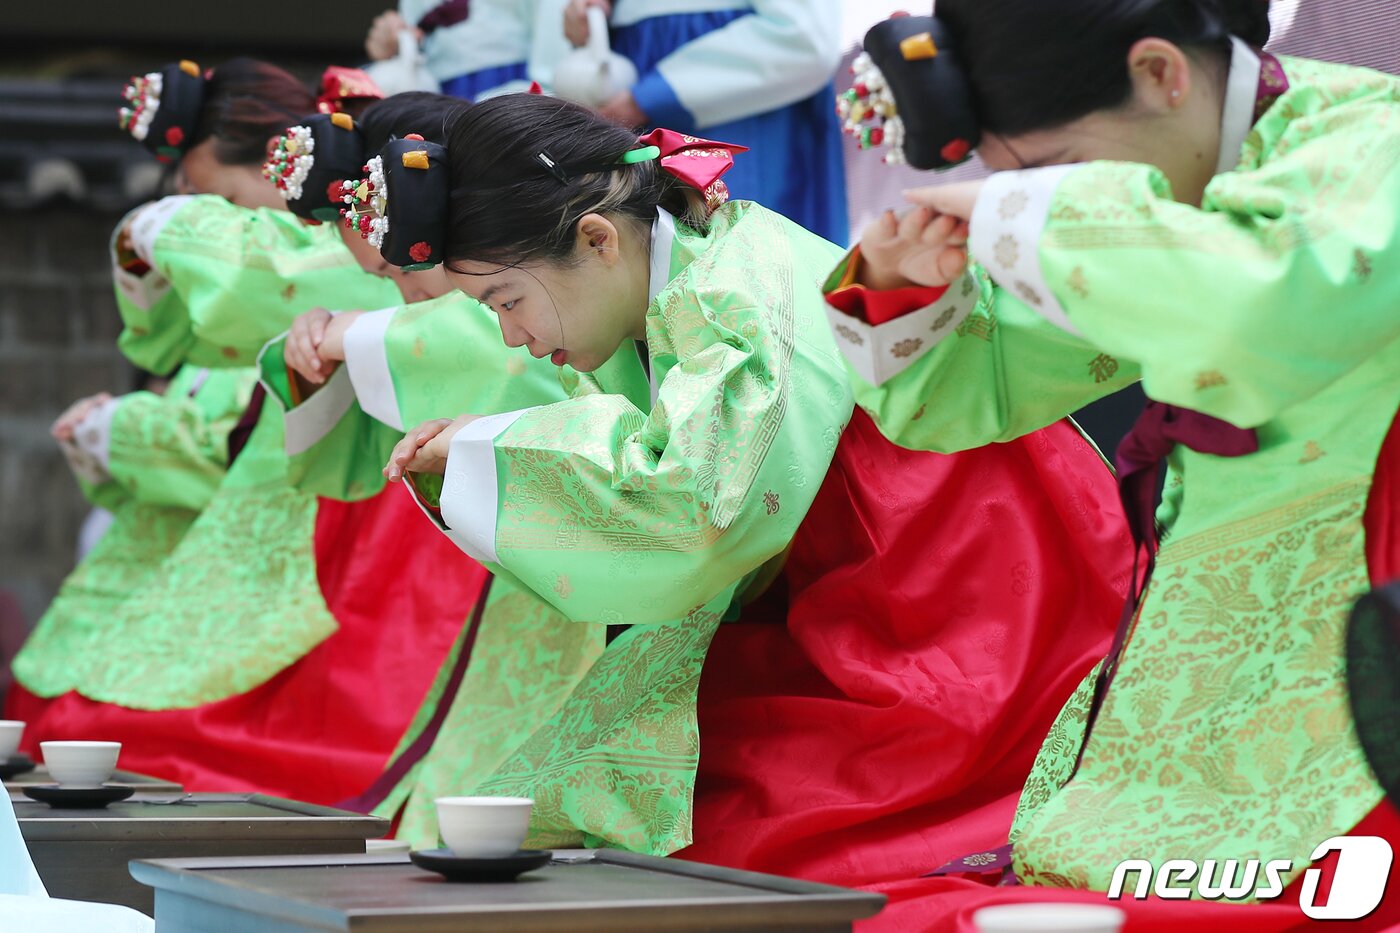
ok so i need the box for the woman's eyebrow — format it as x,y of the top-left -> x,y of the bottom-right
479,282 -> 511,303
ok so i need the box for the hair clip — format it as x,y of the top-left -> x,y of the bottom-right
534,150 -> 570,184
618,145 -> 661,165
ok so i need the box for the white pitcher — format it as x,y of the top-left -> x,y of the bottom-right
365,28 -> 440,97
552,7 -> 639,108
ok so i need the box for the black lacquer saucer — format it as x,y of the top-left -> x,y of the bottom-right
21,783 -> 135,808
409,848 -> 551,882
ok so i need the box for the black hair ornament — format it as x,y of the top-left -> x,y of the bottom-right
839,14 -> 980,170
119,60 -> 208,162
342,134 -> 449,271
264,111 -> 368,223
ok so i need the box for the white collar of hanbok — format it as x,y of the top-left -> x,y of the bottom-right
640,207 -> 679,404
648,207 -> 678,304
1216,36 -> 1262,176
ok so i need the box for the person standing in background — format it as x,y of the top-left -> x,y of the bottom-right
365,0 -> 572,99
563,0 -> 848,244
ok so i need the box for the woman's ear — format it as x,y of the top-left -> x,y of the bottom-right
575,212 -> 621,265
1125,37 -> 1193,113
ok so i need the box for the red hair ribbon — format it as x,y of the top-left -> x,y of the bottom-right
316,66 -> 385,114
637,128 -> 748,208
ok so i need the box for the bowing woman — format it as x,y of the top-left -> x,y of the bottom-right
377,92 -> 1132,891
259,92 -> 605,846
6,62 -> 475,807
824,0 -> 1400,926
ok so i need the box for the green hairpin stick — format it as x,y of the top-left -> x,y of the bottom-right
618,145 -> 661,164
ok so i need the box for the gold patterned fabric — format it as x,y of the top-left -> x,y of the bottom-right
406,203 -> 853,854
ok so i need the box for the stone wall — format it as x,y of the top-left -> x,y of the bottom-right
0,208 -> 132,627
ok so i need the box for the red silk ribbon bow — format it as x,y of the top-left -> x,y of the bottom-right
316,66 -> 385,115
637,128 -> 748,207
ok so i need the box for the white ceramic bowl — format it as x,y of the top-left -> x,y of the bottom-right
0,720 -> 23,759
435,796 -> 533,858
40,741 -> 121,788
973,904 -> 1127,933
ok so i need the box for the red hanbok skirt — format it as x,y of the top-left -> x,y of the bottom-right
680,409 -> 1128,890
681,411 -> 1400,932
6,484 -> 485,805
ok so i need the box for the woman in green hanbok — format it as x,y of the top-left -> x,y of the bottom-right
367,93 -> 1133,891
813,0 -> 1400,927
11,364 -> 254,698
256,92 -> 606,836
5,61 -> 482,807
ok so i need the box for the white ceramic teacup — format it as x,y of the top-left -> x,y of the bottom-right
972,904 -> 1126,933
41,741 -> 121,788
0,720 -> 23,760
435,796 -> 533,858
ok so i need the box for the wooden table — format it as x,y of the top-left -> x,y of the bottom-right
16,792 -> 389,915
6,765 -> 184,793
131,850 -> 887,932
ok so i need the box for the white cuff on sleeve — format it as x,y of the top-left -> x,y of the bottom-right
126,195 -> 194,264
437,408 -> 536,563
826,275 -> 978,387
109,201 -> 179,312
969,165 -> 1081,336
74,396 -> 120,469
280,364 -> 356,457
63,396 -> 121,485
342,307 -> 404,431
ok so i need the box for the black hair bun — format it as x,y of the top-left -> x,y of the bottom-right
1216,0 -> 1272,47
119,60 -> 207,162
264,112 -> 368,222
380,135 -> 449,270
840,15 -> 980,171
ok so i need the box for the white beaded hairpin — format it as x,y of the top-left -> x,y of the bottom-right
263,125 -> 317,202
119,72 -> 164,143
341,155 -> 390,249
837,52 -> 907,165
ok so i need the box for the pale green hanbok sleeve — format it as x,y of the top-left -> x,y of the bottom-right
64,367 -> 255,512
962,61 -> 1400,429
259,293 -> 570,500
257,334 -> 401,501
824,254 -> 1140,454
113,195 -> 399,373
427,209 -> 855,627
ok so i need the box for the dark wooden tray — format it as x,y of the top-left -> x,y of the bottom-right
17,792 -> 388,915
131,849 -> 887,932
